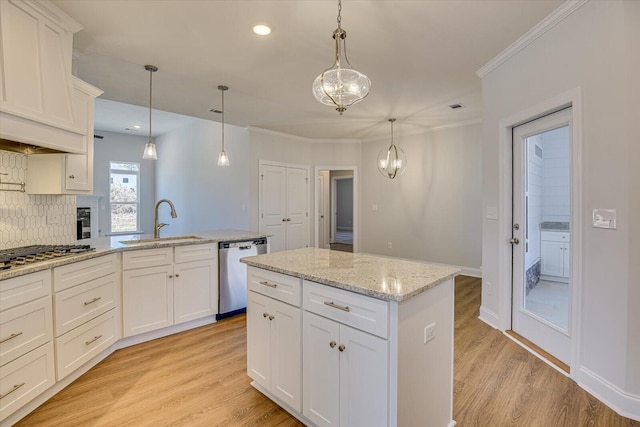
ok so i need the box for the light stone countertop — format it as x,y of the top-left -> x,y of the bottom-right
0,229 -> 267,280
241,247 -> 460,302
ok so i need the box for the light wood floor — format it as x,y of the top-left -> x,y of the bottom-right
16,276 -> 638,426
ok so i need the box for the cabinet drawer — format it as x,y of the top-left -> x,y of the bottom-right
0,296 -> 53,366
0,342 -> 55,422
248,267 -> 301,307
54,254 -> 118,292
541,231 -> 569,242
55,309 -> 118,381
0,270 -> 51,311
54,273 -> 118,337
303,280 -> 389,339
122,248 -> 173,270
175,243 -> 216,264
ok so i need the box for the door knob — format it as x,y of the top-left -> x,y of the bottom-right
510,237 -> 520,244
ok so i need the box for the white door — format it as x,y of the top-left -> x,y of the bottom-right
270,298 -> 302,411
339,324 -> 388,427
317,174 -> 328,249
512,107 -> 572,365
261,165 -> 287,253
246,291 -> 271,389
286,167 -> 309,250
303,312 -> 340,427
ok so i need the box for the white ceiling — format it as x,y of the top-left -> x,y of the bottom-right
54,0 -> 564,141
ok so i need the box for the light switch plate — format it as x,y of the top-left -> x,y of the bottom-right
593,209 -> 616,229
487,206 -> 498,220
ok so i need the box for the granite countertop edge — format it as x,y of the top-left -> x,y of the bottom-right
0,229 -> 269,281
241,255 -> 460,303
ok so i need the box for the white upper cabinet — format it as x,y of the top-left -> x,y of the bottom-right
0,0 -> 98,153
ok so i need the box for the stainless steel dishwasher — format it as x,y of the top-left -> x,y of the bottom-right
217,238 -> 267,319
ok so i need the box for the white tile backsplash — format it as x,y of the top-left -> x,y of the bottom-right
0,150 -> 76,249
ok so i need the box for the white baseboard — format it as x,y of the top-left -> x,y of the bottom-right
478,306 -> 499,329
578,366 -> 640,421
459,266 -> 482,278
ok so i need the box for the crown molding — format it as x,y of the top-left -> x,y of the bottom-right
248,126 -> 314,144
476,0 -> 589,78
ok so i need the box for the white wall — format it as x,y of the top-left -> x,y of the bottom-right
92,131 -> 156,236
360,123 -> 482,273
155,118 -> 250,234
480,0 -> 639,413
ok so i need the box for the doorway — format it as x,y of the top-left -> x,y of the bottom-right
511,108 -> 572,367
314,167 -> 358,253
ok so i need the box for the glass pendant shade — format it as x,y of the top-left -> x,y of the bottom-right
377,119 -> 406,179
217,150 -> 229,166
312,1 -> 370,114
143,140 -> 157,160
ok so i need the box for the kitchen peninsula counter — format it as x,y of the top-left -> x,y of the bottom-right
0,229 -> 267,280
241,247 -> 460,302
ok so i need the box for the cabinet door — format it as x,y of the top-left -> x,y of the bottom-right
303,312 -> 340,427
260,165 -> 287,253
247,291 -> 271,390
122,265 -> 173,337
270,299 -> 301,412
541,240 -> 564,277
174,259 -> 217,325
339,324 -> 388,427
286,167 -> 309,250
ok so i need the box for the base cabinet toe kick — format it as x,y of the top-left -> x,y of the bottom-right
245,260 -> 457,427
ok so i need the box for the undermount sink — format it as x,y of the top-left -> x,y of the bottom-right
119,235 -> 203,245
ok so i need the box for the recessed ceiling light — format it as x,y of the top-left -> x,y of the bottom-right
253,24 -> 271,36
133,125 -> 141,129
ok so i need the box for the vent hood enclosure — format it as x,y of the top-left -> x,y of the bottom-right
0,0 -> 90,154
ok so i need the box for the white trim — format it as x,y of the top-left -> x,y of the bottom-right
503,332 -> 570,377
578,367 -> 640,421
314,166 -> 359,253
478,306 -> 500,329
476,0 -> 588,78
362,119 -> 482,144
312,138 -> 361,145
248,126 -> 314,143
496,88 -> 583,381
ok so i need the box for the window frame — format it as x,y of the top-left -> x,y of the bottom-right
109,161 -> 141,234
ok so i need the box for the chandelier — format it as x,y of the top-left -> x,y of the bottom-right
312,0 -> 370,114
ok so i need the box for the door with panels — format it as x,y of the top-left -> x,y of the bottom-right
260,162 -> 309,252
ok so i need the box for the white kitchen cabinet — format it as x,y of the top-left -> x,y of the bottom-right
122,244 -> 217,337
541,231 -> 569,280
52,254 -> 119,380
259,163 -> 309,253
303,309 -> 388,427
247,267 -> 302,412
0,270 -> 55,422
0,0 -> 92,153
25,78 -> 102,195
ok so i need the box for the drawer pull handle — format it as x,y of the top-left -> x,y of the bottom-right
85,335 -> 102,346
84,296 -> 102,306
0,331 -> 23,344
259,280 -> 277,288
0,382 -> 25,400
329,341 -> 336,348
324,301 -> 350,312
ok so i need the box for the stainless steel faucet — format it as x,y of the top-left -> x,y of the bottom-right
154,199 -> 177,238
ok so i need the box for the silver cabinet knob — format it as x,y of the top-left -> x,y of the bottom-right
68,175 -> 75,179
268,315 -> 274,321
338,344 -> 346,352
329,341 -> 336,348
510,237 -> 520,245
263,312 -> 269,318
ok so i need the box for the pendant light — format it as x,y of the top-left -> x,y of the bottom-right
217,85 -> 230,166
377,119 -> 406,179
142,65 -> 158,160
312,0 -> 370,114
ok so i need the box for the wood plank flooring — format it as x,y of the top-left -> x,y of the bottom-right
16,276 -> 638,426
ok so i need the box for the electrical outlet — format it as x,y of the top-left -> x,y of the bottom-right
387,241 -> 392,249
424,323 -> 436,344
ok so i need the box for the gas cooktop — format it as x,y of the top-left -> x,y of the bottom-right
0,244 -> 95,270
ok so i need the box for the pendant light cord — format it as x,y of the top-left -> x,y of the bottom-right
337,0 -> 342,30
148,68 -> 153,142
221,87 -> 225,152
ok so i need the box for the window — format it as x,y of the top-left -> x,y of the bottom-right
110,162 -> 140,233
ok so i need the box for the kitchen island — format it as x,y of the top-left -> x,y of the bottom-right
241,248 -> 460,427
